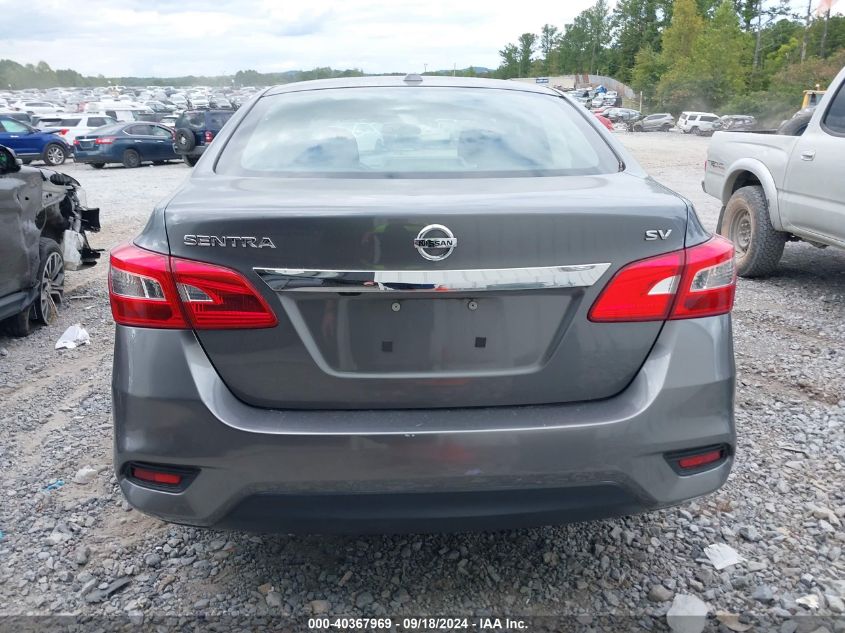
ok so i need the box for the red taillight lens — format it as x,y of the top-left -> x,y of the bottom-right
109,243 -> 186,328
589,235 -> 736,322
95,136 -> 116,145
109,243 -> 277,330
589,251 -> 684,322
204,130 -> 214,143
131,466 -> 182,486
58,128 -> 69,135
171,258 -> 278,329
671,235 -> 736,319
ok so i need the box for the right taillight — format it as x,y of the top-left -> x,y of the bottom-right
109,242 -> 277,330
589,235 -> 735,322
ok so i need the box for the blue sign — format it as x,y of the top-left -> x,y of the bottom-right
535,77 -> 549,84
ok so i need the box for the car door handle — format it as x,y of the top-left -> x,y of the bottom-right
801,150 -> 816,161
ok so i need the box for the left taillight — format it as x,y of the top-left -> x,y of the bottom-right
204,130 -> 214,143
589,235 -> 736,322
109,242 -> 277,330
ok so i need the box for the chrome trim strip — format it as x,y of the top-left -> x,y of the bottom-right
254,263 -> 611,293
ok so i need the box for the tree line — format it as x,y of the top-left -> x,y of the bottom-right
0,60 -> 369,91
495,0 -> 845,121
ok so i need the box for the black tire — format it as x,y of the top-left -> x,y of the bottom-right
661,123 -> 672,132
90,162 -> 105,169
691,126 -> 701,136
122,149 -> 141,168
175,128 -> 196,152
183,154 -> 199,167
32,238 -> 64,325
720,185 -> 786,278
777,111 -> 812,136
633,124 -> 643,132
2,305 -> 32,337
21,159 -> 32,165
42,143 -> 66,166
153,160 -> 166,165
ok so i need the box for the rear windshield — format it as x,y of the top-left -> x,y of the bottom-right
215,87 -> 620,178
206,111 -> 233,130
59,118 -> 82,126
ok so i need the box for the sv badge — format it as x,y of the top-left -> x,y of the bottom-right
645,229 -> 673,241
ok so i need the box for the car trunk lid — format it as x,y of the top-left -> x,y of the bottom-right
163,172 -> 689,409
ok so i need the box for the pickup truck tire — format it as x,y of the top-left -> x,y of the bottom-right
777,112 -> 812,136
183,155 -> 199,167
721,185 -> 786,278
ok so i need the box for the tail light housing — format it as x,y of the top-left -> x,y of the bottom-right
589,235 -> 736,322
95,136 -> 116,145
109,243 -> 277,330
204,130 -> 214,143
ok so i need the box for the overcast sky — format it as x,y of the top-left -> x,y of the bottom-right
0,0 -> 599,77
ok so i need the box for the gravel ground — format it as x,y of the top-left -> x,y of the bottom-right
0,135 -> 843,633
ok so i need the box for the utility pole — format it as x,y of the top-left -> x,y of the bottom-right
423,63 -> 428,74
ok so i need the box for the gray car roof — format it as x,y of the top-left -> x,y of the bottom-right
263,76 -> 560,97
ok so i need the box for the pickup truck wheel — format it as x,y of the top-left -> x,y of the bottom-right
32,238 -> 64,325
721,185 -> 786,278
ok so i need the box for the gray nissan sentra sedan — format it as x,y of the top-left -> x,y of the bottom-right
110,75 -> 737,533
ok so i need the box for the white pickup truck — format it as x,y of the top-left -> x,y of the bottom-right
703,64 -> 845,277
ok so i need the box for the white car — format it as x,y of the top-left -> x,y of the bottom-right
190,97 -> 209,109
678,111 -> 720,136
12,100 -> 60,115
54,114 -> 118,143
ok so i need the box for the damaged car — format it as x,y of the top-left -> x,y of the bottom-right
0,145 -> 100,337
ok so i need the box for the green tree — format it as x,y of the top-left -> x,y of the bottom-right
517,32 -> 537,76
497,43 -> 520,78
540,24 -> 561,75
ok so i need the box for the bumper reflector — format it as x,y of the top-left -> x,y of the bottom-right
678,449 -> 724,470
130,466 -> 183,486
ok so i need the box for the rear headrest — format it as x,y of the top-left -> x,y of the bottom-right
292,135 -> 360,169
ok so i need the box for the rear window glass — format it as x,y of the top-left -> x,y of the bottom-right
59,118 -> 82,126
216,87 -> 620,178
701,116 -> 719,122
206,111 -> 233,130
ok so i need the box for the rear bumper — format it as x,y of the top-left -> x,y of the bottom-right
112,316 -> 735,533
173,143 -> 206,157
73,149 -> 111,163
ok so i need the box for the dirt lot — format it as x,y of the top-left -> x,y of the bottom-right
0,134 -> 843,631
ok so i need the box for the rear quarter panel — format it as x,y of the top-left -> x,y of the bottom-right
704,132 -> 798,231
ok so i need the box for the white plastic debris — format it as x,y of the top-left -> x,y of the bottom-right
796,594 -> 820,609
704,543 -> 744,570
667,594 -> 709,633
62,230 -> 83,271
73,466 -> 98,485
55,324 -> 90,350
